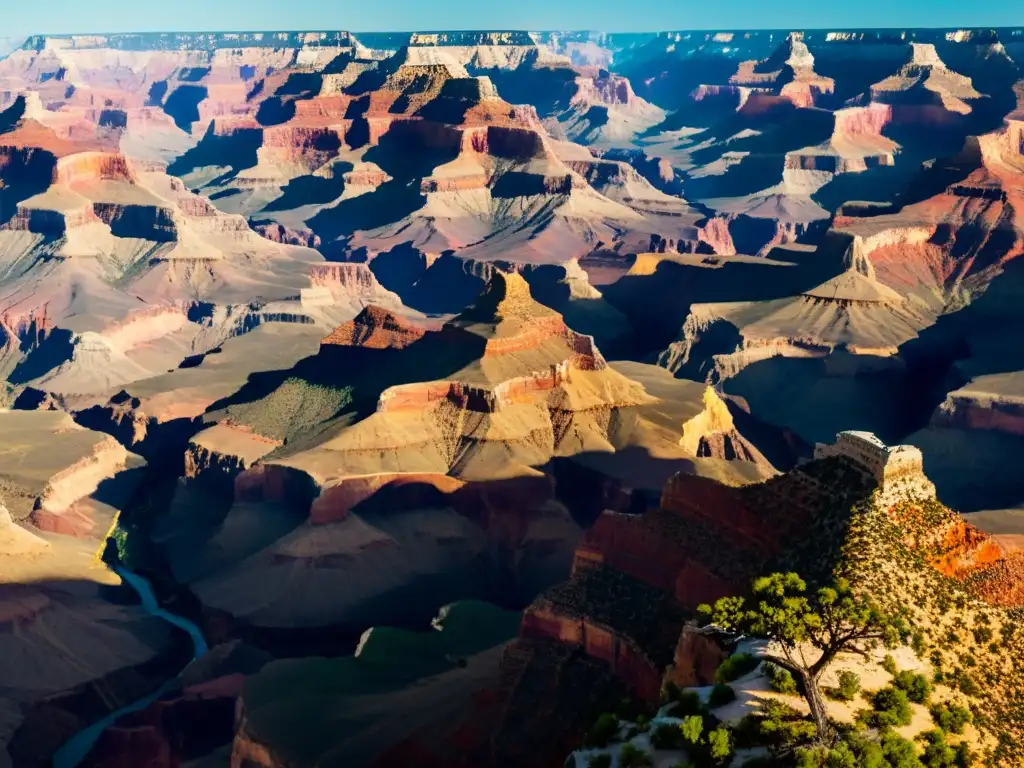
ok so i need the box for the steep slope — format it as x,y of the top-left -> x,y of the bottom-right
0,411 -> 187,768
0,96 -> 400,398
166,41 -> 715,288
493,435 -> 1024,766
143,273 -> 776,652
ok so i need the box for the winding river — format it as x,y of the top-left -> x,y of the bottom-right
52,567 -> 209,768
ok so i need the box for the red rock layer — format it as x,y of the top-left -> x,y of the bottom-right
320,306 -> 426,350
81,674 -> 244,768
520,604 -> 663,703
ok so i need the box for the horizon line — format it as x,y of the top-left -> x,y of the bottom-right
15,24 -> 1024,37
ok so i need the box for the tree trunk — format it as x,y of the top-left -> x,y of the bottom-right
801,670 -> 834,745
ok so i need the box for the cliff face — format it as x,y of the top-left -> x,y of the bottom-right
320,305 -> 426,350
932,392 -> 1024,436
520,603 -> 664,702
30,434 -> 132,536
0,410 -> 145,536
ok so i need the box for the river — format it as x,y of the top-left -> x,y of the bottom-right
51,566 -> 209,768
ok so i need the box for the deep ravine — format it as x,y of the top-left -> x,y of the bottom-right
51,566 -> 209,768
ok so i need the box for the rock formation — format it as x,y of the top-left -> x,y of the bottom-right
4,25 -> 1024,768
0,412 -> 187,768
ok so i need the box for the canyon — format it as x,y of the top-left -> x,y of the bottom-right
1,22 -> 1024,768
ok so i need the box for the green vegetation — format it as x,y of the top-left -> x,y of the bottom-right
650,722 -> 682,750
619,743 -> 653,768
652,714 -> 734,767
583,713 -> 619,749
680,714 -> 705,745
700,572 -> 908,743
734,700 -> 815,751
880,729 -> 921,768
542,565 -> 687,667
587,755 -> 612,768
708,683 -> 736,708
919,730 -> 974,767
862,686 -> 913,729
707,727 -> 733,765
892,670 -> 932,705
714,652 -> 760,684
929,702 -> 972,735
825,670 -> 860,702
765,661 -> 799,695
665,689 -> 706,719
223,377 -> 353,444
635,714 -> 651,734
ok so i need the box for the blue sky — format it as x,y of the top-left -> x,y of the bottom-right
7,0 -> 1024,37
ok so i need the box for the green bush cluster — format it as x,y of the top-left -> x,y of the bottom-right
764,662 -> 799,695
919,729 -> 974,767
644,715 -> 734,767
583,713 -> 619,748
650,722 -> 682,750
714,653 -> 760,684
708,683 -> 736,708
892,671 -> 932,704
929,702 -> 972,735
861,686 -> 913,728
619,743 -> 653,768
664,688 -> 706,719
825,670 -> 860,702
882,655 -> 899,676
734,700 -> 815,751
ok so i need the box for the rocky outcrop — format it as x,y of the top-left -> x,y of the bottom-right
521,603 -> 663,703
252,221 -> 321,248
662,625 -> 727,689
320,305 -> 426,350
184,423 -> 282,483
932,392 -> 1024,436
30,434 -> 132,536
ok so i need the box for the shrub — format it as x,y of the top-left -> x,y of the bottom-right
882,654 -> 898,675
667,690 -> 705,718
708,683 -> 736,708
955,742 -> 976,767
865,687 -> 912,728
715,652 -> 761,684
650,722 -> 681,750
919,729 -> 974,767
912,632 -> 927,657
584,713 -> 619,748
753,700 -> 816,749
708,727 -> 733,765
954,670 -> 980,697
893,670 -> 932,704
826,670 -> 860,702
880,729 -> 921,768
587,755 -> 612,768
635,714 -> 651,733
680,714 -> 704,745
796,732 -> 888,768
764,662 -> 799,695
618,743 -> 653,768
795,744 -> 855,768
930,701 -> 972,734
